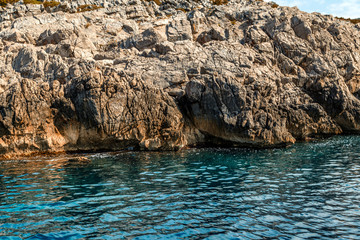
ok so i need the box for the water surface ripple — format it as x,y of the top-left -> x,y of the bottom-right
1,136 -> 360,239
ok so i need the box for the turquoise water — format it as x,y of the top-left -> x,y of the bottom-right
1,136 -> 360,239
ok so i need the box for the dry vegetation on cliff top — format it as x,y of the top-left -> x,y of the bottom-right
1,0 -> 359,24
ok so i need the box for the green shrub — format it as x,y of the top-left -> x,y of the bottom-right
23,0 -> 42,4
43,0 -> 60,8
77,4 -> 103,12
0,0 -> 19,7
0,0 -> 7,7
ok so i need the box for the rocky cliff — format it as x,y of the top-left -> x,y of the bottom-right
0,0 -> 359,157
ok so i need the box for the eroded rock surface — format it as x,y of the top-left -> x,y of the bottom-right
0,0 -> 359,157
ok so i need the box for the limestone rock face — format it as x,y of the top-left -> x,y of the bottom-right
0,0 -> 359,157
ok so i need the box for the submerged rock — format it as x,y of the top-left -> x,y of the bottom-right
0,0 -> 359,157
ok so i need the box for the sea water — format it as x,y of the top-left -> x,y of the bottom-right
1,136 -> 360,239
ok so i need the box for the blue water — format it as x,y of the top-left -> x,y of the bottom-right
1,136 -> 360,239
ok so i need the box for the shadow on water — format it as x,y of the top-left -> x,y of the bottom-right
1,135 -> 360,239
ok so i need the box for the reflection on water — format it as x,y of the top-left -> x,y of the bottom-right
1,136 -> 360,239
